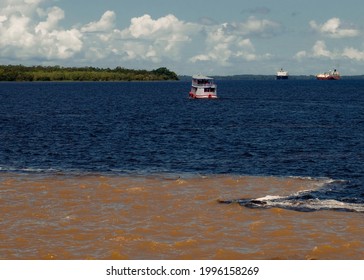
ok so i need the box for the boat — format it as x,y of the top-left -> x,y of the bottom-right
276,68 -> 288,80
316,69 -> 341,80
189,75 -> 217,99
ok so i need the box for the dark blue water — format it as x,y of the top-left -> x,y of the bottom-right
1,80 -> 363,211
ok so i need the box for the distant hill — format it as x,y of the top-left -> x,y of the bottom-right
0,65 -> 179,81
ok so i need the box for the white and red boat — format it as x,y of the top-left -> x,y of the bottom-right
189,75 -> 217,99
316,69 -> 341,80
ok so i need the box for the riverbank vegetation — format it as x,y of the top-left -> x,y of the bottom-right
0,65 -> 179,81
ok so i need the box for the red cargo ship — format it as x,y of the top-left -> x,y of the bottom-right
316,69 -> 341,80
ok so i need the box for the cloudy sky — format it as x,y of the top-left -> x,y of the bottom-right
1,0 -> 364,75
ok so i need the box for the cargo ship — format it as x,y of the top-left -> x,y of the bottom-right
276,68 -> 288,80
316,69 -> 341,80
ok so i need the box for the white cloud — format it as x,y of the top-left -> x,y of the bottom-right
1,0 -> 44,17
310,18 -> 360,38
25,0 -> 43,4
312,40 -> 333,57
239,16 -> 282,37
121,14 -> 194,44
190,18 -> 277,66
295,40 -> 335,59
81,10 -> 116,32
342,47 -> 364,61
0,14 -> 34,48
294,50 -> 307,61
35,6 -> 64,34
295,40 -> 364,65
0,0 -> 82,61
39,29 -> 83,59
6,0 -> 364,75
0,0 -> 281,72
0,15 -> 7,23
114,14 -> 198,62
0,0 -> 283,70
190,24 -> 251,65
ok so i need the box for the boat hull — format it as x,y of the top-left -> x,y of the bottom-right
276,76 -> 288,80
189,92 -> 218,99
316,69 -> 341,80
316,76 -> 340,80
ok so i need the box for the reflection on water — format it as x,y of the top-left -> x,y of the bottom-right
1,173 -> 363,260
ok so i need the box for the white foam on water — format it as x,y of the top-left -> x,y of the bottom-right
246,177 -> 364,213
255,196 -> 364,213
256,195 -> 283,201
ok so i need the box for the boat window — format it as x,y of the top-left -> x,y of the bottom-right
194,79 -> 213,85
204,88 -> 215,92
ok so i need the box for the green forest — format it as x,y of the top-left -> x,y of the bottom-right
0,65 -> 179,81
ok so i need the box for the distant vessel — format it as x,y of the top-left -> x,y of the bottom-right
276,68 -> 288,80
189,75 -> 217,99
316,69 -> 341,80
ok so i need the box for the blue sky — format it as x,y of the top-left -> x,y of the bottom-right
1,0 -> 364,75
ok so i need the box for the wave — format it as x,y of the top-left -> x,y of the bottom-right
219,179 -> 364,213
0,166 -> 69,174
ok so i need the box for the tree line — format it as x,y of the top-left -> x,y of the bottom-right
0,65 -> 179,81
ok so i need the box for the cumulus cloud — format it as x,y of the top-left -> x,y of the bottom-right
312,40 -> 333,57
310,18 -> 360,38
190,24 -> 257,65
295,40 -> 364,65
14,0 -> 364,76
294,17 -> 364,65
342,47 -> 364,61
0,12 -> 34,48
294,50 -> 307,61
2,0 -> 43,16
239,16 -> 282,37
0,0 -> 285,72
35,7 -> 65,34
114,14 -> 198,62
121,14 -> 194,43
190,17 -> 279,66
0,0 -> 286,69
40,29 -> 83,59
0,0 -> 82,60
81,10 -> 116,32
295,40 -> 336,60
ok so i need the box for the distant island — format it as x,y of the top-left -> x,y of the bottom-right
0,65 -> 179,81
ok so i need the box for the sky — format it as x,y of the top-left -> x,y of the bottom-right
1,0 -> 364,75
